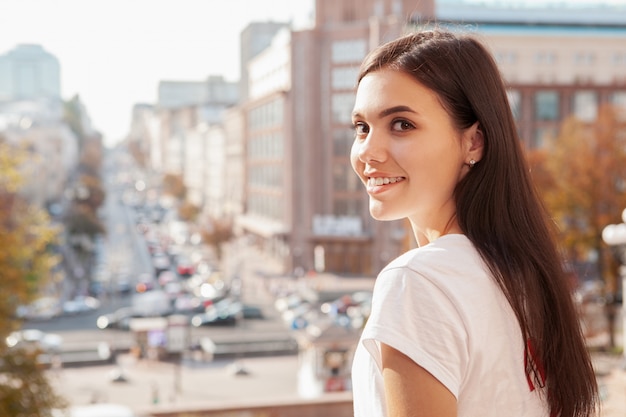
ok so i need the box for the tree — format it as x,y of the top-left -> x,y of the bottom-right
0,142 -> 67,414
531,106 -> 626,283
178,201 -> 201,222
162,173 -> 186,200
527,105 -> 626,347
200,216 -> 234,260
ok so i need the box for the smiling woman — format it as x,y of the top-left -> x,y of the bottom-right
350,29 -> 598,417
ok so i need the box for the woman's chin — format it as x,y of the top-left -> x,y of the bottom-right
369,204 -> 403,222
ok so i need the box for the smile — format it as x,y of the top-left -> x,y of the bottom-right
367,176 -> 406,186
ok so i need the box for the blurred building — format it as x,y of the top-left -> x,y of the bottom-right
0,44 -> 61,102
0,99 -> 79,208
239,21 -> 292,102
436,0 -> 626,148
153,76 -> 239,196
128,0 -> 626,278
0,43 -> 80,209
235,0 -> 435,276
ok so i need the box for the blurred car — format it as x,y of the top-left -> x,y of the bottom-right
274,293 -> 306,313
17,297 -> 63,321
176,256 -> 195,277
320,291 -> 372,329
6,329 -> 63,352
173,294 -> 206,315
96,307 -> 140,330
282,302 -> 316,330
190,298 -> 264,327
152,253 -> 171,274
63,296 -> 101,315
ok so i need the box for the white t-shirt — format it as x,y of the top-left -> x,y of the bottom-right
352,234 -> 549,417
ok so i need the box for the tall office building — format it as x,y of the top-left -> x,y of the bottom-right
0,44 -> 61,101
239,21 -> 291,102
238,0 -> 435,276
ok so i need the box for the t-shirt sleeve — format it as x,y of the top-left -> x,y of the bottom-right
360,265 -> 469,399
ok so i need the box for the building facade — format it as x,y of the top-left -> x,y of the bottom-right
0,44 -> 61,101
436,1 -> 626,148
237,0 -> 435,276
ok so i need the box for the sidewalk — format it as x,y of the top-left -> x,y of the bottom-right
593,352 -> 626,416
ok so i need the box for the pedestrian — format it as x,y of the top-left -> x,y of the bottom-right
350,29 -> 598,417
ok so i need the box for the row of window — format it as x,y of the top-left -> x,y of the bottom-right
508,89 -> 626,123
247,164 -> 283,189
333,197 -> 364,218
333,163 -> 361,193
496,51 -> 626,66
248,97 -> 284,130
248,132 -> 284,159
248,192 -> 284,221
333,128 -> 354,157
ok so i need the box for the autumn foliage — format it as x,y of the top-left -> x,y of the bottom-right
527,105 -> 626,291
0,142 -> 67,414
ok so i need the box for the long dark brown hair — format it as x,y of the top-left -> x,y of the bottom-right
357,29 -> 598,416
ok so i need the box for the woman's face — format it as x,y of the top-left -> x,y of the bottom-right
350,68 -> 477,230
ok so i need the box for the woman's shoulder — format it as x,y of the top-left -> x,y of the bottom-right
379,234 -> 490,290
388,234 -> 478,268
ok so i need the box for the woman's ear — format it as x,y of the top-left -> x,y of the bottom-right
464,121 -> 484,163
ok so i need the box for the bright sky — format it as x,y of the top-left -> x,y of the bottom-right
0,0 -> 313,145
1,0 -> 624,145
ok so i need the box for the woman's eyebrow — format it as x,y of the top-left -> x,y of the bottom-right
352,105 -> 418,120
378,105 -> 417,118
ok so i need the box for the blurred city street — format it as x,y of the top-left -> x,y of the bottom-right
43,239 -> 626,416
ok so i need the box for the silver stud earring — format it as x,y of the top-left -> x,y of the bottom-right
469,159 -> 476,168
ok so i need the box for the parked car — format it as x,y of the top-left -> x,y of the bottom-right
17,297 -> 62,321
190,298 -> 264,327
6,329 -> 63,352
176,256 -> 195,277
63,296 -> 101,315
96,307 -> 140,330
320,290 -> 372,329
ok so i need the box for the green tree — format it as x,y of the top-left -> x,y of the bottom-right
0,143 -> 67,415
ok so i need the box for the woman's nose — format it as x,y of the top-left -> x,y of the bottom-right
357,133 -> 385,164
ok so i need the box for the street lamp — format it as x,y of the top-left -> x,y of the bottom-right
601,209 -> 626,363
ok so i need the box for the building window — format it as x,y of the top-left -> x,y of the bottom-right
612,53 -> 626,65
495,51 -> 517,65
331,93 -> 355,124
333,163 -> 360,192
331,40 -> 367,64
248,97 -> 284,130
333,198 -> 364,217
572,91 -> 598,122
611,91 -> 626,121
535,90 -> 559,121
333,128 -> 354,157
507,89 -> 521,120
574,51 -> 595,65
534,51 -> 556,64
331,66 -> 359,90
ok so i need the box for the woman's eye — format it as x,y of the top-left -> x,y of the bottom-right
353,122 -> 369,136
391,120 -> 414,131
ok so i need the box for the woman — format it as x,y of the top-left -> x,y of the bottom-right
350,29 -> 598,417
